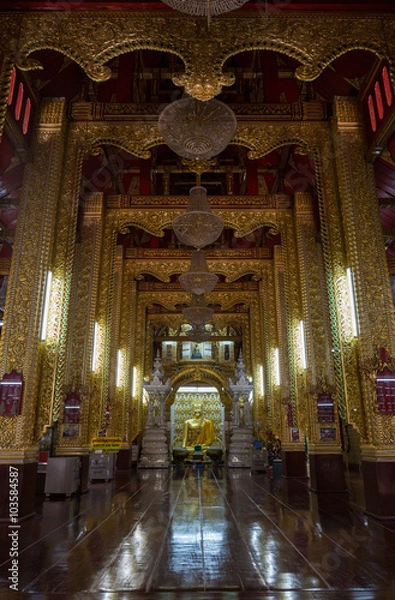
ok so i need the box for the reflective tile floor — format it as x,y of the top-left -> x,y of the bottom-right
1,465 -> 395,600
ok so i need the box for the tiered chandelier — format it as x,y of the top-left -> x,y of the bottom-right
172,186 -> 224,249
179,249 -> 218,296
159,94 -> 236,342
161,0 -> 249,22
158,97 -> 236,161
173,186 -> 222,336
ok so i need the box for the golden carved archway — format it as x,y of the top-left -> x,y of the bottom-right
166,365 -> 233,410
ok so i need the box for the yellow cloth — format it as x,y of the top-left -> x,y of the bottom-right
183,417 -> 215,449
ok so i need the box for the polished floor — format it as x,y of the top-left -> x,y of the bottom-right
1,463 -> 395,600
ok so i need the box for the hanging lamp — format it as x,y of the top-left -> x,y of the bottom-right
179,249 -> 218,295
183,293 -> 214,326
172,186 -> 224,249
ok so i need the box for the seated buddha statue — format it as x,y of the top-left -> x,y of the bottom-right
182,401 -> 215,453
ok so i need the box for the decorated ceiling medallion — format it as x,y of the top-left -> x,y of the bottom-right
158,97 -> 236,160
172,186 -> 224,249
179,249 -> 218,295
161,0 -> 249,19
183,293 -> 214,326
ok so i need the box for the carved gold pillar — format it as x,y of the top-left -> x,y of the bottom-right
0,51 -> 14,138
0,98 -> 67,519
258,265 -> 277,435
273,233 -> 307,477
116,266 -> 136,456
134,291 -> 148,442
272,247 -> 287,437
290,192 -> 338,479
107,245 -> 124,436
332,97 -> 395,515
55,193 -> 104,457
89,210 -> 119,440
37,121 -> 86,449
280,213 -> 308,434
250,293 -> 265,429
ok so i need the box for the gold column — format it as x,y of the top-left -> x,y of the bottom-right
56,193 -> 104,452
107,245 -> 124,437
272,247 -> 287,439
258,265 -> 277,434
116,266 -> 136,442
333,98 -> 395,437
0,51 -> 14,138
0,98 -> 67,460
37,120 -> 87,443
90,211 -> 119,437
331,98 -> 395,513
294,192 -> 338,447
250,293 -> 264,429
134,288 -> 147,441
280,213 -> 307,434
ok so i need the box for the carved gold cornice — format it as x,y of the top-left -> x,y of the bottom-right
136,289 -> 255,312
8,12 -> 393,101
107,194 -> 290,209
127,258 -> 264,283
115,208 -> 282,239
126,247 -> 271,260
69,101 -> 327,122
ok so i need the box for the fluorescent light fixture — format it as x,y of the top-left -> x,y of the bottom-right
274,348 -> 281,386
40,270 -> 52,341
91,321 -> 98,372
346,267 -> 359,337
132,366 -> 137,397
260,365 -> 265,396
116,350 -> 122,387
300,320 -> 307,369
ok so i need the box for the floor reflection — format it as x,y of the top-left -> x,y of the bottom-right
1,466 -> 395,598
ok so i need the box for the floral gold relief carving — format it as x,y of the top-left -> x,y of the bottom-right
9,13 -> 391,101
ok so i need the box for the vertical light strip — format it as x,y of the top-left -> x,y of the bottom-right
260,365 -> 265,396
116,350 -> 122,387
274,348 -> 281,386
346,267 -> 359,337
40,270 -> 52,341
91,321 -> 98,372
300,320 -> 307,369
132,366 -> 137,397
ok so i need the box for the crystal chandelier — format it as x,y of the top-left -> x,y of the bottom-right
183,293 -> 214,326
161,0 -> 249,20
172,186 -> 224,249
158,97 -> 236,161
179,249 -> 218,295
186,324 -> 212,343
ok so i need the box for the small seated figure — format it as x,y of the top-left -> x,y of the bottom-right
182,401 -> 215,454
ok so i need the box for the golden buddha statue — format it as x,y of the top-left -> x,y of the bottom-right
182,401 -> 215,453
